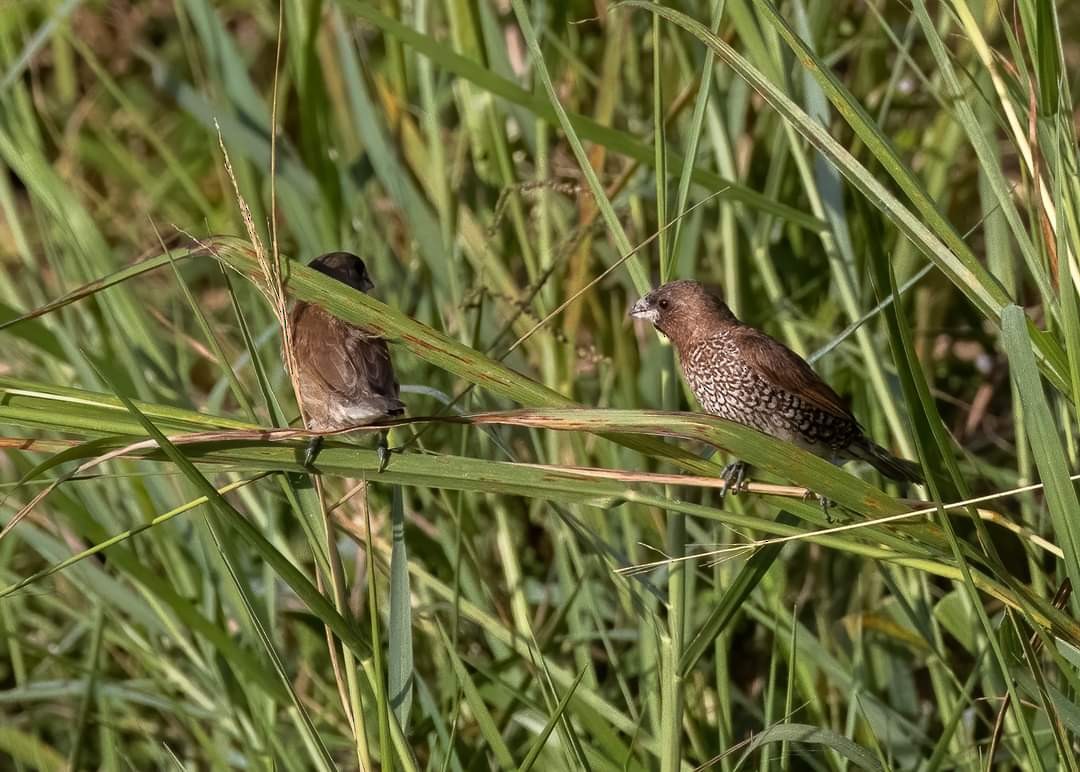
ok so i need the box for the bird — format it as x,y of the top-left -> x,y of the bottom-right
288,251 -> 405,471
629,280 -> 922,498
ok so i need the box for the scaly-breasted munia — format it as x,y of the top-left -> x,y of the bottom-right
630,280 -> 921,494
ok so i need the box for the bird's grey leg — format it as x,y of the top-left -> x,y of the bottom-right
376,431 -> 392,473
818,495 -> 833,523
303,436 -> 324,470
718,460 -> 748,501
802,488 -> 835,523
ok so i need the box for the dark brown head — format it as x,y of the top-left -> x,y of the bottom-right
308,252 -> 375,293
629,280 -> 736,346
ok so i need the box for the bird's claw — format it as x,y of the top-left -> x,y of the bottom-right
376,433 -> 393,473
303,436 -> 324,470
718,461 -> 748,502
802,489 -> 835,522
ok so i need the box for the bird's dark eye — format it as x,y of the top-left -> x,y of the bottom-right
658,298 -> 670,310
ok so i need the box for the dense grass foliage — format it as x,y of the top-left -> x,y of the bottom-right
2,1 -> 1080,768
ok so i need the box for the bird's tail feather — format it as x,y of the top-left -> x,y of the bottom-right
850,439 -> 923,484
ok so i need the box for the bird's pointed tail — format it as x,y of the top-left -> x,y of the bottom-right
849,438 -> 923,484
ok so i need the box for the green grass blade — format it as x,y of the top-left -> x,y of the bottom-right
737,723 -> 882,771
1002,305 -> 1080,594
388,485 -> 414,732
517,665 -> 588,772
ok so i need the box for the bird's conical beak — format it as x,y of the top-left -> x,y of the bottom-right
629,296 -> 657,322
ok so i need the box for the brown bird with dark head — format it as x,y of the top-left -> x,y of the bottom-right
289,252 -> 405,470
630,280 -> 921,495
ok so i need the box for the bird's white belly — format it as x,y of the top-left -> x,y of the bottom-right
331,402 -> 385,427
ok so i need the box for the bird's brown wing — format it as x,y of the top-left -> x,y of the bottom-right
291,304 -> 400,405
341,323 -> 401,406
733,325 -> 856,422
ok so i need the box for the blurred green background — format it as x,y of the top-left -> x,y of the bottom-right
3,0 -> 1080,768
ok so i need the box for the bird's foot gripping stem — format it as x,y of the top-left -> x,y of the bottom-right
376,432 -> 396,473
802,489 -> 835,522
718,461 -> 748,502
303,436 -> 324,470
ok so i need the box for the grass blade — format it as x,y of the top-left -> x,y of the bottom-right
388,485 -> 414,732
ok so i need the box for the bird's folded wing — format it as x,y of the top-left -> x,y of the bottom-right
734,326 -> 856,421
342,324 -> 401,402
291,305 -> 399,402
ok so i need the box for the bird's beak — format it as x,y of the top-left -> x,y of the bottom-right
629,296 -> 658,323
361,277 -> 375,292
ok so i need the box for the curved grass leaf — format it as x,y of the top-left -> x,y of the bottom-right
872,228 -> 1046,763
2,367 -> 897,514
737,723 -> 882,771
618,2 -> 1004,314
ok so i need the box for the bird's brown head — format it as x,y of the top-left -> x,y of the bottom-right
309,252 -> 375,293
630,280 -> 735,345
